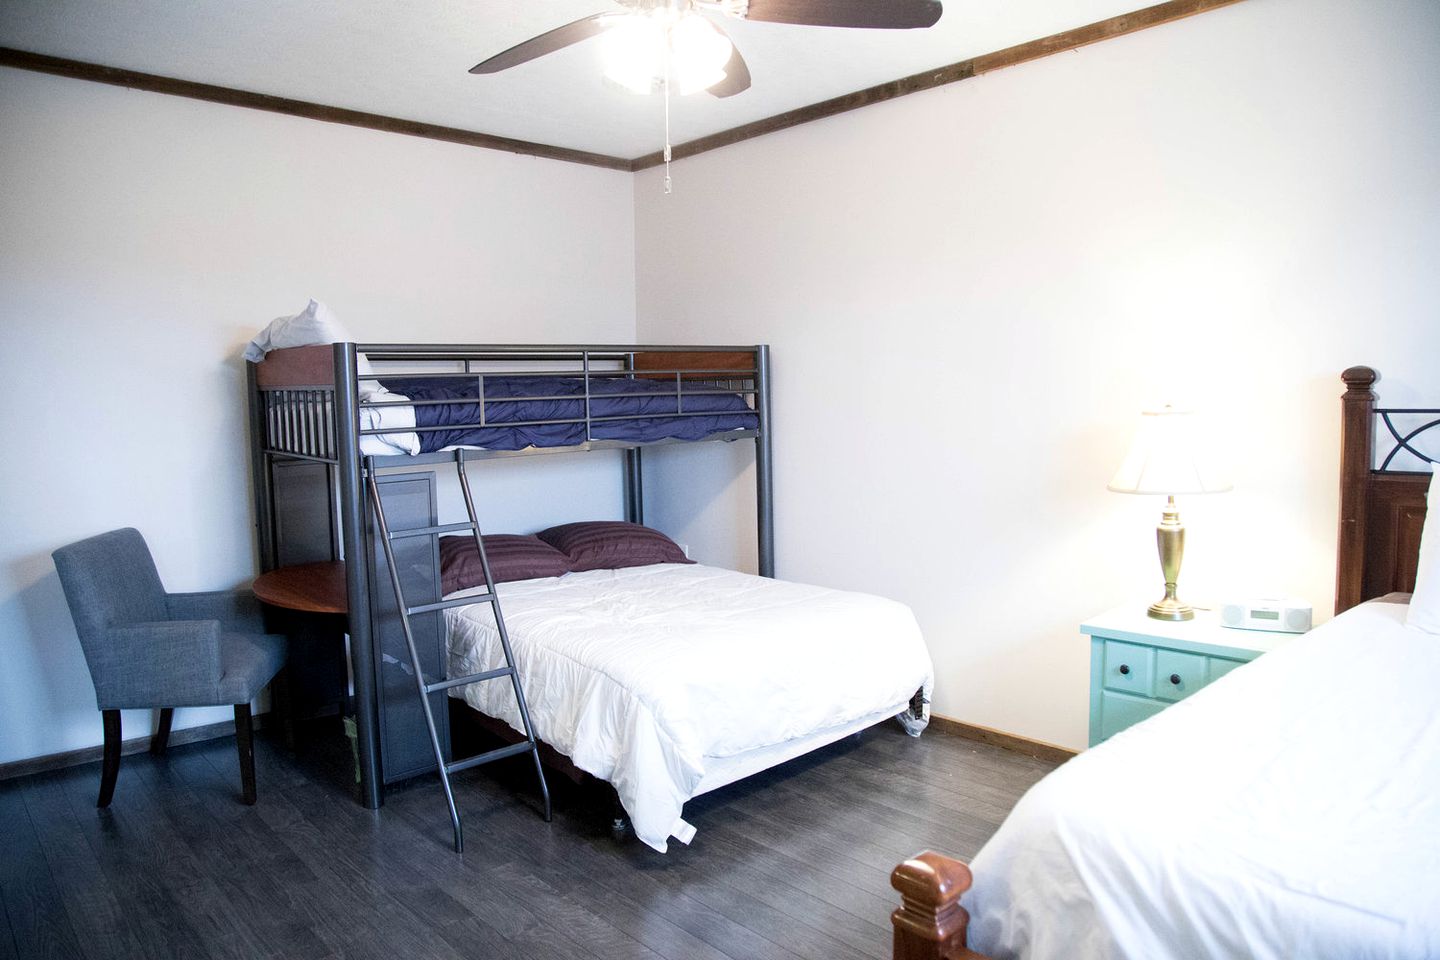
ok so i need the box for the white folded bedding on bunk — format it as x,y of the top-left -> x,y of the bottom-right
443,562 -> 933,852
358,391 -> 419,457
964,597 -> 1440,960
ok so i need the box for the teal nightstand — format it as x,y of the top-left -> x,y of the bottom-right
1083,605 -> 1297,747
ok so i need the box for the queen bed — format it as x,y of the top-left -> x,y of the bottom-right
445,560 -> 933,852
886,366 -> 1440,960
962,592 -> 1439,959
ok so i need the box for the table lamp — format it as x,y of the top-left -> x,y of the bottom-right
1108,406 -> 1232,621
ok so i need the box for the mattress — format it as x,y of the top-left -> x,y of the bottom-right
371,374 -> 758,454
964,598 -> 1440,960
443,562 -> 934,852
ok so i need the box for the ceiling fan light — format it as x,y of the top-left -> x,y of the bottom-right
599,16 -> 665,94
669,14 -> 733,94
599,11 -> 733,96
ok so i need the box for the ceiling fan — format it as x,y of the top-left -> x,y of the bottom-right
469,0 -> 945,99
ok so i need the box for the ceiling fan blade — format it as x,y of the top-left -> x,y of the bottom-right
740,0 -> 941,29
707,26 -> 751,98
469,13 -> 614,74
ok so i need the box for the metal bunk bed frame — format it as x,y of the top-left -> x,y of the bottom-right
246,342 -> 773,815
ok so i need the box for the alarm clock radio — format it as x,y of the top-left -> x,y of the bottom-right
1219,598 -> 1312,633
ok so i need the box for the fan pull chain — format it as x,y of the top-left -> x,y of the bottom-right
662,38 -> 673,194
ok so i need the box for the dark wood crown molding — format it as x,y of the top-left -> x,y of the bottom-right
629,0 -> 1246,169
2,0 -> 1244,174
0,46 -> 633,171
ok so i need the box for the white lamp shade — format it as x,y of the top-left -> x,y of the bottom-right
1107,406 -> 1233,495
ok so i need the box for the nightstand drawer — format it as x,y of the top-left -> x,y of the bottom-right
1102,639 -> 1154,695
1154,649 -> 1206,702
1097,691 -> 1166,742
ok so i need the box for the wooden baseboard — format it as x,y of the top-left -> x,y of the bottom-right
4,709 -> 1077,781
928,714 -> 1078,766
0,713 -> 273,782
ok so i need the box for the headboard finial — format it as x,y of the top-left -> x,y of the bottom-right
1341,366 -> 1377,395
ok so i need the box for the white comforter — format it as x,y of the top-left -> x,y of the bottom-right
444,563 -> 933,852
966,599 -> 1440,960
358,391 -> 419,457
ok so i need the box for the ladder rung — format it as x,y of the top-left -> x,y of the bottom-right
446,740 -> 534,775
388,521 -> 477,541
407,594 -> 494,616
425,667 -> 513,694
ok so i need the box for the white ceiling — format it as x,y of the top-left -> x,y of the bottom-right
1,0 -> 1148,160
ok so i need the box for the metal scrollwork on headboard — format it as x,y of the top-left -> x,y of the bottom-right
1376,408 -> 1440,471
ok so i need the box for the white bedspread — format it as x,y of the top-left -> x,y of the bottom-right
444,563 -> 933,852
965,599 -> 1440,960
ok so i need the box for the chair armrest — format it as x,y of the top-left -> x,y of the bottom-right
97,620 -> 224,708
167,590 -> 266,633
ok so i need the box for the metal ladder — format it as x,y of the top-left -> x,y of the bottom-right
365,451 -> 551,852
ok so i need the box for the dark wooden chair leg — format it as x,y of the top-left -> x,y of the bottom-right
150,707 -> 174,755
98,709 -> 121,808
234,703 -> 257,805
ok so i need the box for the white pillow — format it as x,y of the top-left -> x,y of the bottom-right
1407,470 -> 1440,634
244,299 -> 382,397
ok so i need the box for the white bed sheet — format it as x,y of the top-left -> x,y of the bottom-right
965,598 -> 1440,960
444,563 -> 933,852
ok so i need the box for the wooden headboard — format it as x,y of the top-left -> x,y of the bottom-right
1335,366 -> 1434,614
631,349 -> 758,381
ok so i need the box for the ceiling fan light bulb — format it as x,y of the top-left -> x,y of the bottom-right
599,16 -> 665,94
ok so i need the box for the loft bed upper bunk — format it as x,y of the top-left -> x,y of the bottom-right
246,342 -> 778,816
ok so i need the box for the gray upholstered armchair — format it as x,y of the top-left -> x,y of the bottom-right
52,528 -> 286,806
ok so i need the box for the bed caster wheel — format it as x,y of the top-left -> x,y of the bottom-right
610,816 -> 633,843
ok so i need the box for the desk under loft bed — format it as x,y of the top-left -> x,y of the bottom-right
246,343 -> 775,817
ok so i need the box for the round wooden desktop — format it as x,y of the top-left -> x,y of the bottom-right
252,561 -> 348,615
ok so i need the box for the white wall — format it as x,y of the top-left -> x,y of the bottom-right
635,0 -> 1440,749
0,68 -> 636,764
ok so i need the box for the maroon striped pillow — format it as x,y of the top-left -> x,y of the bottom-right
536,521 -> 693,572
438,535 -> 574,595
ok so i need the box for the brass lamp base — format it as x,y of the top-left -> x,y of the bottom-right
1147,494 -> 1195,622
1148,596 -> 1195,621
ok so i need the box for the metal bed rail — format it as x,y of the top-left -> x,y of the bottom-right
255,345 -> 761,460
261,388 -> 338,462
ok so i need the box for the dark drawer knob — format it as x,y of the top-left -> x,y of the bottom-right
1169,673 -> 1182,685
1118,664 -> 1130,675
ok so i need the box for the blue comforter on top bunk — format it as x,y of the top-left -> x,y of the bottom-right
380,375 -> 758,453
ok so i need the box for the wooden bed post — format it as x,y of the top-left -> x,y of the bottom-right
1336,366 -> 1377,614
890,851 -> 991,960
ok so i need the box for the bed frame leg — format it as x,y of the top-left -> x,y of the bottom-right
890,851 -> 992,960
608,788 -> 633,843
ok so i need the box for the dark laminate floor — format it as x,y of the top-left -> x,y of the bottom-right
0,720 -> 1056,960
